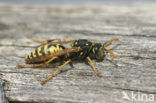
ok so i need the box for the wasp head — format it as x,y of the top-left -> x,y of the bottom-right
91,43 -> 106,60
89,38 -> 118,61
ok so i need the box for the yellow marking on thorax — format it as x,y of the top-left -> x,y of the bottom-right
32,50 -> 37,58
80,52 -> 83,55
44,44 -> 49,55
92,48 -> 95,54
37,46 -> 42,56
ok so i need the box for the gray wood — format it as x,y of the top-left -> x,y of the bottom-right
0,79 -> 5,103
0,3 -> 156,103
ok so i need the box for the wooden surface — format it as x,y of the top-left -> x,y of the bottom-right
0,3 -> 156,103
0,79 -> 5,103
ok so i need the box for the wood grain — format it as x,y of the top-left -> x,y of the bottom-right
0,79 -> 5,103
0,3 -> 156,103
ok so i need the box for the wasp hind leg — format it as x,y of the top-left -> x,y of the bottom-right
17,57 -> 58,68
86,57 -> 102,77
27,35 -> 76,45
27,35 -> 61,43
40,59 -> 72,85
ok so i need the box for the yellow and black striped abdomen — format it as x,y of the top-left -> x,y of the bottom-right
25,44 -> 65,64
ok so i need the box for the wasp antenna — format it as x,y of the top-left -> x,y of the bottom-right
104,38 -> 119,47
26,35 -> 31,38
110,44 -> 120,51
112,38 -> 119,41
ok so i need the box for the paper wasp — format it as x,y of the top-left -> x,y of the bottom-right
17,36 -> 119,85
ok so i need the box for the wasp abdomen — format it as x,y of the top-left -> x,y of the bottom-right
25,44 -> 65,64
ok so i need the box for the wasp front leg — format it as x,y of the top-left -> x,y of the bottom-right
86,57 -> 102,77
105,49 -> 115,60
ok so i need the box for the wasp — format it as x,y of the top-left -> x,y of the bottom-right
17,36 -> 119,85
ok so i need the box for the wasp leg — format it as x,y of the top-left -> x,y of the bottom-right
27,35 -> 75,45
40,59 -> 72,85
27,35 -> 61,43
86,57 -> 102,77
105,49 -> 115,60
17,57 -> 58,68
50,40 -> 75,45
104,38 -> 119,47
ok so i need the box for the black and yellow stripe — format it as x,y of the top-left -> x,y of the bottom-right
25,44 -> 65,64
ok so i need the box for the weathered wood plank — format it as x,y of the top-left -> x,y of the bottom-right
0,3 -> 156,103
0,79 -> 5,103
